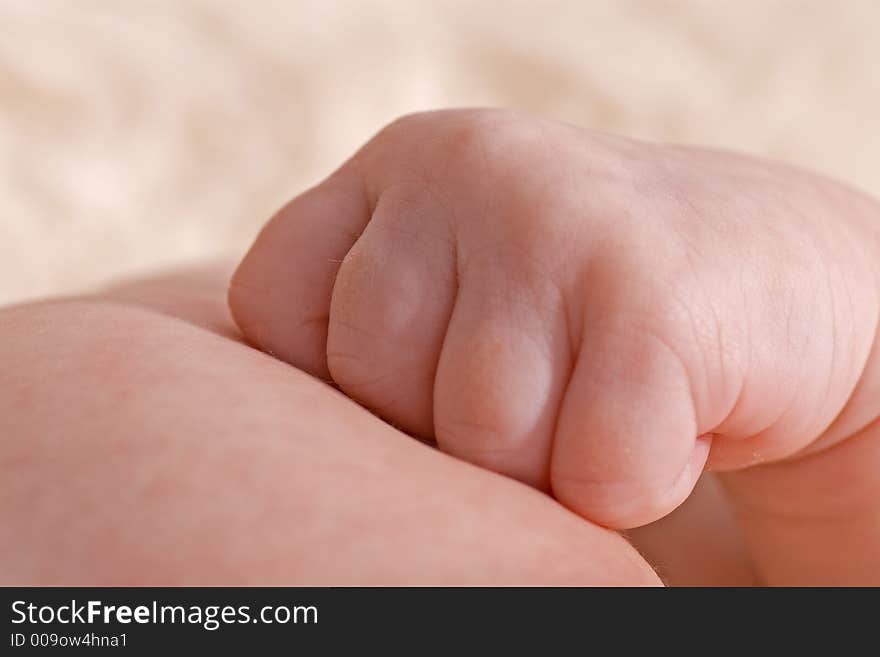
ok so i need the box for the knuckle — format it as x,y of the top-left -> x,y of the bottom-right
372,108 -> 541,179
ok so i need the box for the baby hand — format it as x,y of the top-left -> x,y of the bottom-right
229,109 -> 880,531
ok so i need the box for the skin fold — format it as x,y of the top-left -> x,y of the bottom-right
230,109 -> 880,582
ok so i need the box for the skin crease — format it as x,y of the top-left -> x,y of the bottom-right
229,109 -> 880,582
0,265 -> 659,586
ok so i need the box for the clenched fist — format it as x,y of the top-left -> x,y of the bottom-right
230,109 -> 880,535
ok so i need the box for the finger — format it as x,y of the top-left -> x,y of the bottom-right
229,163 -> 370,379
551,309 -> 712,529
325,186 -> 457,437
432,247 -> 573,489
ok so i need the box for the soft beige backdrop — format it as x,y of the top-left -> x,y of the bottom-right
2,0 -> 878,305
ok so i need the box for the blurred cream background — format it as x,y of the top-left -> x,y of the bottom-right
1,0 -> 878,305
